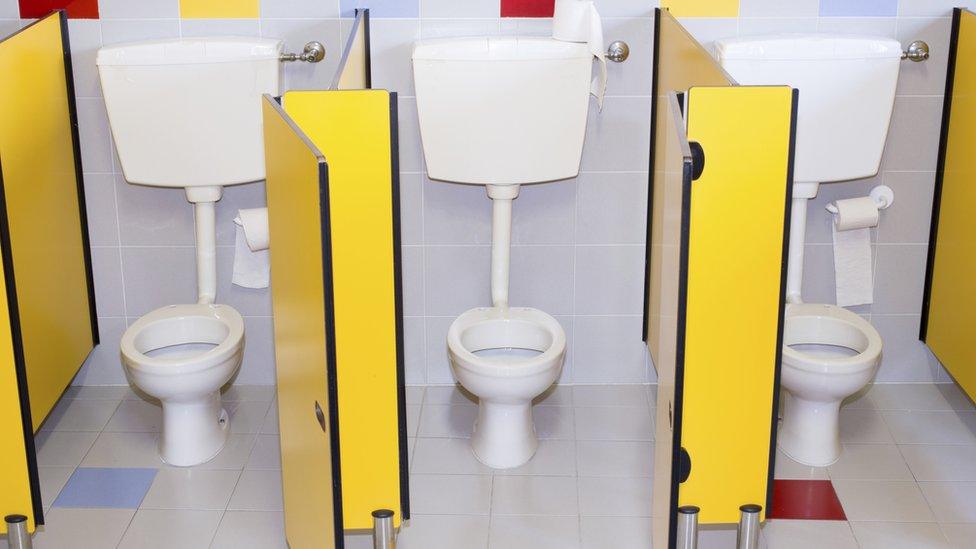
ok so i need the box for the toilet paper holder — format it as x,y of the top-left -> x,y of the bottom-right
825,184 -> 894,214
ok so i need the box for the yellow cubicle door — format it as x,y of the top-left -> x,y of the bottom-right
263,95 -> 341,549
0,11 -> 98,533
922,8 -> 976,402
283,89 -> 407,531
333,9 -> 370,90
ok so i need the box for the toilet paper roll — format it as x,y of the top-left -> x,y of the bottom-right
236,207 -> 269,251
831,196 -> 880,231
232,208 -> 270,289
552,0 -> 607,108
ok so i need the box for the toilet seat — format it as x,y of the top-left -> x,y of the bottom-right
121,303 -> 245,376
782,302 -> 882,374
447,306 -> 566,377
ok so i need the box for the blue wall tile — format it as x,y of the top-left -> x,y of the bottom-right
341,0 -> 419,18
820,0 -> 897,17
54,468 -> 158,509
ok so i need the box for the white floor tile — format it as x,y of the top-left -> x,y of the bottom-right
574,406 -> 653,441
140,468 -> 241,510
492,475 -> 579,516
104,399 -> 162,433
228,400 -> 272,434
406,404 -> 421,437
573,385 -> 648,407
867,384 -> 972,412
900,445 -> 976,481
504,439 -> 577,476
34,431 -> 99,468
534,385 -> 573,406
577,440 -> 653,478
37,467 -> 74,510
578,476 -> 652,517
418,404 -> 477,438
33,508 -> 134,549
843,386 -> 876,410
200,434 -> 257,470
919,482 -> 976,522
222,385 -> 275,402
580,516 -> 652,549
535,405 -> 576,439
851,521 -> 951,549
425,385 -> 477,406
832,480 -> 935,522
940,523 -> 976,548
827,444 -> 913,480
838,408 -> 895,443
40,399 -> 120,432
412,438 -> 492,475
399,515 -> 489,549
228,469 -> 284,511
409,474 -> 491,515
64,385 -> 132,400
488,516 -> 580,549
773,449 -> 828,480
81,431 -> 162,467
762,520 -> 858,549
344,533 -> 373,549
261,401 -> 279,435
117,509 -> 222,549
697,525 -> 738,549
883,411 -> 976,445
211,511 -> 287,549
247,434 -> 282,470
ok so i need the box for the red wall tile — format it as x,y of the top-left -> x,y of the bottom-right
19,0 -> 99,19
501,0 -> 555,17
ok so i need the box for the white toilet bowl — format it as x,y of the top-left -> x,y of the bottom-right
779,303 -> 882,466
121,303 -> 245,466
447,306 -> 566,469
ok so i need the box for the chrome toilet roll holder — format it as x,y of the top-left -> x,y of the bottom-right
826,185 -> 895,215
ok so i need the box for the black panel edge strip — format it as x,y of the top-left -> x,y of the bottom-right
389,92 -> 410,520
363,9 -> 372,89
919,7 -> 961,342
318,160 -> 345,549
59,11 -> 99,347
642,7 -> 662,343
765,88 -> 799,515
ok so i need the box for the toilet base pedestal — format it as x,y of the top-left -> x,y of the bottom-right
158,391 -> 230,467
778,392 -> 841,467
470,400 -> 538,469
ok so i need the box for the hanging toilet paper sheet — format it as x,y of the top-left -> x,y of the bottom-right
233,207 -> 270,289
552,0 -> 607,108
830,197 -> 878,307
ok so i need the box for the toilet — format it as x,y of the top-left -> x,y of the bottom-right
717,35 -> 900,466
413,36 -> 594,468
97,37 -> 282,466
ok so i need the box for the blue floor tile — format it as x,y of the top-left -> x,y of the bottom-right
53,468 -> 158,509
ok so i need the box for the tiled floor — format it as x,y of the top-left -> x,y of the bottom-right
11,383 -> 976,548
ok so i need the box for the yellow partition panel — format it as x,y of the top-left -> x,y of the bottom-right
0,11 -> 97,431
263,95 -> 341,549
922,8 -> 976,401
660,0 -> 740,18
179,0 -> 259,19
283,89 -> 407,530
333,9 -> 370,90
681,85 -> 794,523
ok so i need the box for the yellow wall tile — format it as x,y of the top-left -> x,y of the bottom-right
180,0 -> 259,19
661,0 -> 739,18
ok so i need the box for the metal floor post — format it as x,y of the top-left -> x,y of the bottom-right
676,506 -> 700,549
736,504 -> 761,549
5,516 -> 31,549
372,509 -> 395,549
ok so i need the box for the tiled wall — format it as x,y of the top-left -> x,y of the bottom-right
0,0 -> 959,386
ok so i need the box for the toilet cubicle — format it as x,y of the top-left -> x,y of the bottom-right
921,7 -> 976,404
643,9 -> 795,548
0,11 -> 98,534
263,10 -> 409,548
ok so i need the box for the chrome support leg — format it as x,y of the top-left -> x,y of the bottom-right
372,509 -> 395,549
736,504 -> 761,549
676,506 -> 699,549
5,515 -> 32,549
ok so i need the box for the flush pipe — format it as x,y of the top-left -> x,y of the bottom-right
186,186 -> 223,305
786,182 -> 819,304
487,184 -> 519,309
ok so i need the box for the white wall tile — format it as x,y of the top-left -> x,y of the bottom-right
115,175 -> 195,246
261,0 -> 340,18
882,96 -> 944,172
425,316 -> 454,384
423,178 -> 492,244
399,173 -> 423,245
401,245 -> 424,316
509,245 -> 575,315
573,316 -> 647,383
238,316 -> 276,385
873,315 -> 944,382
816,17 -> 897,36
511,179 -> 577,245
877,172 -> 935,244
424,246 -> 491,316
99,0 -> 179,19
0,0 -> 17,19
76,97 -> 114,174
367,19 -> 420,94
99,20 -> 181,45
396,97 -> 424,173
576,172 -> 647,245
738,17 -> 818,34
73,317 -> 127,385
580,96 -> 651,172
121,247 -> 197,316
873,244 -> 928,314
594,0 -> 656,17
67,20 -> 103,98
898,0 -> 965,17
180,19 -> 261,37
419,19 -> 499,39
421,0 -> 497,19
83,174 -> 119,246
403,316 -> 426,384
574,245 -> 645,315
91,247 -> 125,317
740,0 -> 818,17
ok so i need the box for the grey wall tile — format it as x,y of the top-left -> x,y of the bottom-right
574,245 -> 645,314
509,245 -> 575,314
573,316 -> 647,383
399,173 -> 423,245
404,316 -> 426,385
402,245 -> 424,316
554,315 -> 574,383
180,19 -> 261,37
424,246 -> 491,316
740,0 -> 818,17
425,316 -> 454,384
261,0 -> 340,18
397,97 -> 424,173
873,315 -> 944,382
367,19 -> 420,95
91,247 -> 125,318
423,179 -> 492,244
121,247 -> 196,316
580,96 -> 651,172
99,0 -> 178,18
419,19 -> 499,39
898,0 -> 965,17
595,0 -> 656,17
873,244 -> 928,314
576,172 -> 647,245
76,98 -> 114,174
67,20 -> 103,98
877,172 -> 935,244
511,180 -> 576,245
0,0 -> 17,18
882,96 -> 943,172
816,17 -> 897,35
238,317 -> 276,385
83,174 -> 120,247
99,20 -> 181,45
421,0 -> 497,19
115,176 -> 195,246
738,17 -> 819,34
73,317 -> 127,386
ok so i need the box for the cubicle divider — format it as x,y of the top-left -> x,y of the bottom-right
921,7 -> 976,403
644,9 -> 796,548
264,9 -> 408,546
0,11 -> 98,534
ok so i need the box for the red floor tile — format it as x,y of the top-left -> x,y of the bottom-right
769,479 -> 847,520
